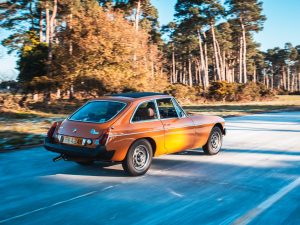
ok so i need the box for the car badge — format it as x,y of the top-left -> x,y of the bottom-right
90,129 -> 99,135
72,128 -> 77,133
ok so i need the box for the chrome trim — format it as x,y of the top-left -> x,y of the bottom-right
110,129 -> 165,137
130,99 -> 160,124
172,98 -> 187,118
163,124 -> 194,129
111,124 -> 195,137
154,99 -> 161,120
67,100 -> 128,124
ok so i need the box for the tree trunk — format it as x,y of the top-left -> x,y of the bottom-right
183,61 -> 187,85
216,39 -> 224,81
239,37 -> 243,83
134,0 -> 141,31
69,13 -> 73,55
287,66 -> 290,92
49,0 -> 58,44
172,44 -> 176,83
203,32 -> 209,88
188,58 -> 192,87
253,66 -> 257,83
47,0 -> 58,77
282,67 -> 287,90
240,19 -> 247,83
197,29 -> 207,89
39,8 -> 43,42
46,5 -> 50,44
210,22 -> 221,81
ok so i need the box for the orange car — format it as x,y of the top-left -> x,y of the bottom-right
44,92 -> 226,176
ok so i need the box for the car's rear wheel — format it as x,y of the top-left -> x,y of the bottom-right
122,139 -> 153,176
203,126 -> 223,155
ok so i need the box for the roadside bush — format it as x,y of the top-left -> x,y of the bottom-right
258,83 -> 276,99
236,82 -> 261,101
166,83 -> 200,103
208,81 -> 238,102
208,81 -> 275,102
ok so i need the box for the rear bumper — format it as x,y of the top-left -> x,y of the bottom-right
44,137 -> 114,161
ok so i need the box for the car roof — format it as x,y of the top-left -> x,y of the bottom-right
108,92 -> 169,99
91,92 -> 172,103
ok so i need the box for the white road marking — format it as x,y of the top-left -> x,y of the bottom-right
0,186 -> 114,224
233,177 -> 300,225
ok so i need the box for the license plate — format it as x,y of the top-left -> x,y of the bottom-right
62,136 -> 82,146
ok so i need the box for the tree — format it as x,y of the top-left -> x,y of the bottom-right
53,1 -> 168,95
226,0 -> 266,83
174,0 -> 224,85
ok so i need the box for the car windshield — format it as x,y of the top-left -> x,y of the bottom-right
69,101 -> 126,123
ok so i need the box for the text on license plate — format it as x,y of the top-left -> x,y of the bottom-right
62,136 -> 83,145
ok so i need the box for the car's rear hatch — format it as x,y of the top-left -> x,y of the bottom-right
57,119 -> 111,139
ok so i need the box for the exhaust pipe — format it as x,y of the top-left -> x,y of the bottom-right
53,154 -> 64,162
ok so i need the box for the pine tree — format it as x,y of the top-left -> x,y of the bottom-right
226,0 -> 266,83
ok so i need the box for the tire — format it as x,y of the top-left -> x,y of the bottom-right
76,161 -> 94,166
122,139 -> 153,176
203,126 -> 223,155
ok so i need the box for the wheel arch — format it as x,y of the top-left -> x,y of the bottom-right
136,137 -> 157,157
214,123 -> 226,135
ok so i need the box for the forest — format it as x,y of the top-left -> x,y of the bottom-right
1,0 -> 300,102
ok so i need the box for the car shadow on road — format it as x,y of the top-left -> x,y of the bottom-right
47,150 -> 206,178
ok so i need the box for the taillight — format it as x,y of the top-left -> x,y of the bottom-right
47,121 -> 61,138
99,129 -> 110,145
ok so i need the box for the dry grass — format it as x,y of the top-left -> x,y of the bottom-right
183,95 -> 300,117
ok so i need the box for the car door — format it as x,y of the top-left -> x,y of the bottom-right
156,98 -> 195,154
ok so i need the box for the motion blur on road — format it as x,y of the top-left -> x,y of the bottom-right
0,111 -> 299,225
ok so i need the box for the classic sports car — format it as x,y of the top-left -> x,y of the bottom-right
44,92 -> 226,176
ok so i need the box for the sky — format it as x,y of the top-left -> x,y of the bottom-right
1,0 -> 300,81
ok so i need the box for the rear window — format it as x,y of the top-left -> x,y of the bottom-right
69,101 -> 126,123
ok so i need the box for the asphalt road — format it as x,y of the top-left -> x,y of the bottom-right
0,111 -> 300,225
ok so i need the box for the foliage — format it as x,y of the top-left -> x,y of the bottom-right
208,81 -> 238,101
208,81 -> 275,102
17,31 -> 48,85
53,2 -> 168,94
166,83 -> 199,103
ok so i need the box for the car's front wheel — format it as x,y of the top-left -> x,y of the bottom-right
122,139 -> 153,176
203,126 -> 223,155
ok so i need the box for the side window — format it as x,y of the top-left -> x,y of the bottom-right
132,101 -> 158,122
172,99 -> 186,118
156,98 -> 178,119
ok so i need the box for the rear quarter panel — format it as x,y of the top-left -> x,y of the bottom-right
189,115 -> 225,148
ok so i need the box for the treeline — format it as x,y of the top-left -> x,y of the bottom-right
0,0 -> 300,102
163,0 -> 300,93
